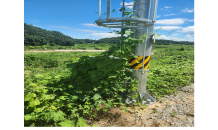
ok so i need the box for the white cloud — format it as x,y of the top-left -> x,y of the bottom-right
120,2 -> 133,9
164,13 -> 178,17
50,26 -> 71,29
185,34 -> 194,38
156,18 -> 188,25
178,26 -> 194,35
51,24 -> 119,31
155,26 -> 183,30
171,33 -> 182,37
164,6 -> 171,8
89,32 -> 121,39
70,29 -> 101,33
81,23 -> 98,27
155,34 -> 194,42
156,15 -> 161,18
160,6 -> 172,11
81,23 -> 105,29
182,8 -> 194,13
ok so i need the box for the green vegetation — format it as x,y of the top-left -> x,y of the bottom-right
24,44 -> 194,127
25,23 -> 75,46
24,6 -> 194,127
24,43 -> 111,51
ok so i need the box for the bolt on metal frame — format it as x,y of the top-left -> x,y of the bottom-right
95,0 -> 159,105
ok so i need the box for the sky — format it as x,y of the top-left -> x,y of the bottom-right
24,0 -> 194,42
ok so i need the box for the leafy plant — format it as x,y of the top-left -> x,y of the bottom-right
171,111 -> 175,117
152,109 -> 157,113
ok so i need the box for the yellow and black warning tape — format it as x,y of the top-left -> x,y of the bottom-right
128,56 -> 150,69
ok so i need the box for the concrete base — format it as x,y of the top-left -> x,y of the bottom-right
125,92 -> 156,105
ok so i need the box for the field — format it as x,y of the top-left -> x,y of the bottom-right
24,43 -> 111,51
24,44 -> 194,127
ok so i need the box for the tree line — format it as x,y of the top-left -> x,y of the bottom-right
24,23 -> 194,46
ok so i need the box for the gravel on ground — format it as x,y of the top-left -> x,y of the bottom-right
86,83 -> 194,127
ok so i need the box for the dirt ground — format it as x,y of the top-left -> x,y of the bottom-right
85,83 -> 194,127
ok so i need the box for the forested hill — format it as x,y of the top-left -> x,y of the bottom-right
24,23 -> 194,46
24,23 -> 76,46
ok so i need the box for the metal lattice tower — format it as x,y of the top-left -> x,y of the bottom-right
94,0 -> 159,105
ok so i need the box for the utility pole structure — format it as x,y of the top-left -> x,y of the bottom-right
95,0 -> 159,105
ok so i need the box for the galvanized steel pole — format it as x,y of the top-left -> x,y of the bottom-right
107,0 -> 111,19
130,0 -> 158,103
99,0 -> 101,19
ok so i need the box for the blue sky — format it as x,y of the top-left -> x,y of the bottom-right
24,0 -> 194,41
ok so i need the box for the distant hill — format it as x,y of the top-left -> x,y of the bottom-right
154,39 -> 194,45
24,23 -> 194,46
24,23 -> 76,46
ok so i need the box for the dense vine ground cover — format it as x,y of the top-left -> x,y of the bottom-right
24,43 -> 111,51
24,44 -> 194,127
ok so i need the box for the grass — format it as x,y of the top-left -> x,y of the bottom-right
24,43 -> 111,51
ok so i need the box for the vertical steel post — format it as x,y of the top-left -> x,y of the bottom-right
121,0 -> 125,53
122,0 -> 125,17
107,0 -> 111,19
99,0 -> 101,19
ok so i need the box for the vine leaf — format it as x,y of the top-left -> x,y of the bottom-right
76,118 -> 88,127
29,98 -> 40,107
24,114 -> 35,121
91,94 -> 102,101
125,30 -> 133,35
51,111 -> 65,122
59,120 -> 75,127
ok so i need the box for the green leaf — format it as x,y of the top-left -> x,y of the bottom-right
29,98 -> 40,107
43,95 -> 55,100
141,34 -> 146,39
91,94 -> 102,100
59,120 -> 75,127
103,108 -> 108,113
51,111 -> 65,122
96,62 -> 104,68
24,114 -> 35,121
34,74 -> 44,79
59,96 -> 66,100
76,118 -> 88,127
125,30 -> 133,35
119,88 -> 126,92
29,123 -> 35,127
133,56 -> 138,59
91,124 -> 98,127
108,76 -> 116,78
93,88 -> 98,91
121,106 -> 128,112
24,92 -> 36,101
